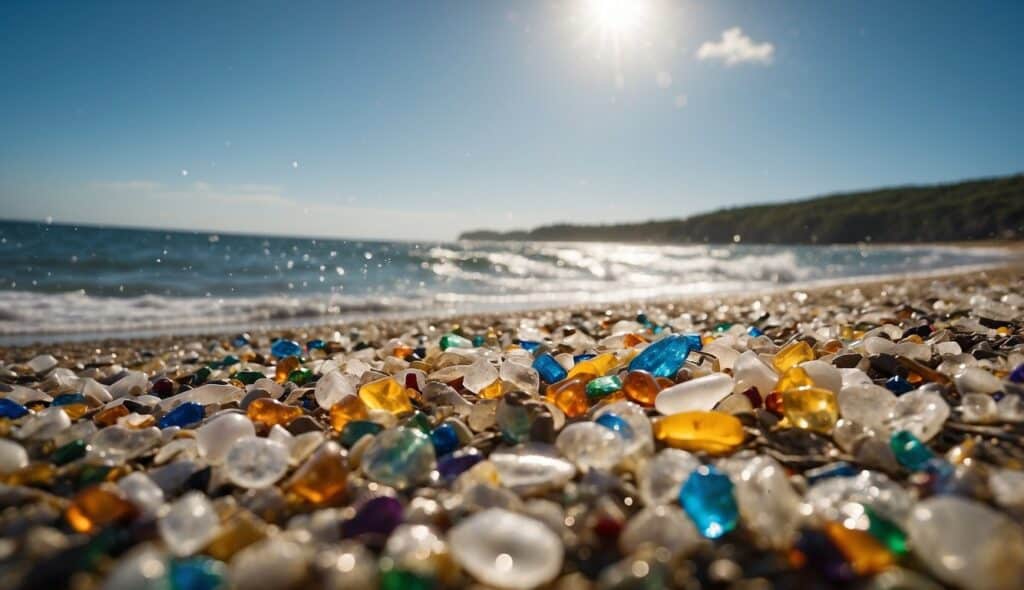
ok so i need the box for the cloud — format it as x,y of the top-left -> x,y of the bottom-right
697,27 -> 774,66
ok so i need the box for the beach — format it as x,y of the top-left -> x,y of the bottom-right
2,261 -> 1024,589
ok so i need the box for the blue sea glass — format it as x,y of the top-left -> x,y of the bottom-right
595,412 -> 634,442
52,393 -> 86,407
518,340 -> 541,352
0,399 -> 30,419
270,339 -> 302,358
885,376 -> 914,395
1009,363 -> 1024,384
680,465 -> 738,539
430,423 -> 460,456
159,402 -> 205,429
437,448 -> 483,482
683,333 -> 703,351
628,334 -> 691,378
804,461 -> 858,484
533,353 -> 567,384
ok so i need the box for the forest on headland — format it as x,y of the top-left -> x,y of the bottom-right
459,174 -> 1024,244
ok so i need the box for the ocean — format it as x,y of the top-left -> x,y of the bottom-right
0,220 -> 1011,343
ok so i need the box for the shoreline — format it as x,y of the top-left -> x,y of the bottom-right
1,241 -> 1018,348
3,256 -> 1021,358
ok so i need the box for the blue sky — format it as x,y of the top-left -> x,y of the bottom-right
2,0 -> 1022,241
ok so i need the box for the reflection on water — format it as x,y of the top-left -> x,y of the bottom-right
0,220 -> 1010,337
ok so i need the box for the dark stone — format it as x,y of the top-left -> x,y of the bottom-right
831,353 -> 863,369
286,415 -> 323,435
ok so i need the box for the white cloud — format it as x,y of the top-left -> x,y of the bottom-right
697,27 -> 774,66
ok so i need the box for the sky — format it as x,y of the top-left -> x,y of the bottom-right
1,0 -> 1023,241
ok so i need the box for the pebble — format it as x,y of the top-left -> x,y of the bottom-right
361,427 -> 436,489
628,334 -> 691,378
196,413 -> 256,464
490,445 -> 576,495
680,464 -> 739,539
883,389 -> 950,442
313,369 -> 356,409
907,496 -> 1024,590
158,491 -> 220,556
0,438 -> 29,474
654,411 -> 745,454
654,372 -> 733,415
448,508 -> 563,590
837,383 -> 896,428
619,504 -> 701,557
638,448 -> 699,506
224,436 -> 290,488
555,422 -> 625,471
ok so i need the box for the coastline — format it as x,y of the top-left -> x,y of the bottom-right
3,254 -> 1021,358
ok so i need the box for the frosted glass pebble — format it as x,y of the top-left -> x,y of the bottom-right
158,491 -> 219,556
448,508 -> 562,590
638,448 -> 699,506
555,422 -> 624,471
907,496 -> 1024,590
619,505 -> 700,557
196,413 -> 255,464
314,370 -> 357,409
799,360 -> 842,393
490,446 -> 576,495
883,390 -> 949,442
0,439 -> 29,474
655,373 -> 733,415
224,436 -> 290,488
463,358 -> 499,394
837,384 -> 896,428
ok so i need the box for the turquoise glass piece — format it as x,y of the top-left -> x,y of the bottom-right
628,334 -> 691,378
680,465 -> 738,539
439,333 -> 473,351
339,420 -> 384,447
890,430 -> 934,471
533,353 -> 568,384
170,556 -> 227,590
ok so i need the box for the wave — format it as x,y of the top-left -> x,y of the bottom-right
0,226 -> 1013,341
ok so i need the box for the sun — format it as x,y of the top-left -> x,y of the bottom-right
585,0 -> 648,40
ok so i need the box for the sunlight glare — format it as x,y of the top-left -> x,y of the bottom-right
586,0 -> 647,39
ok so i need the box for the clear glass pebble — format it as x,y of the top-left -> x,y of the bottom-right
638,448 -> 699,506
224,436 -> 290,488
555,422 -> 625,471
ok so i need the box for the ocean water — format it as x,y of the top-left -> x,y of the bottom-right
0,220 -> 1011,342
